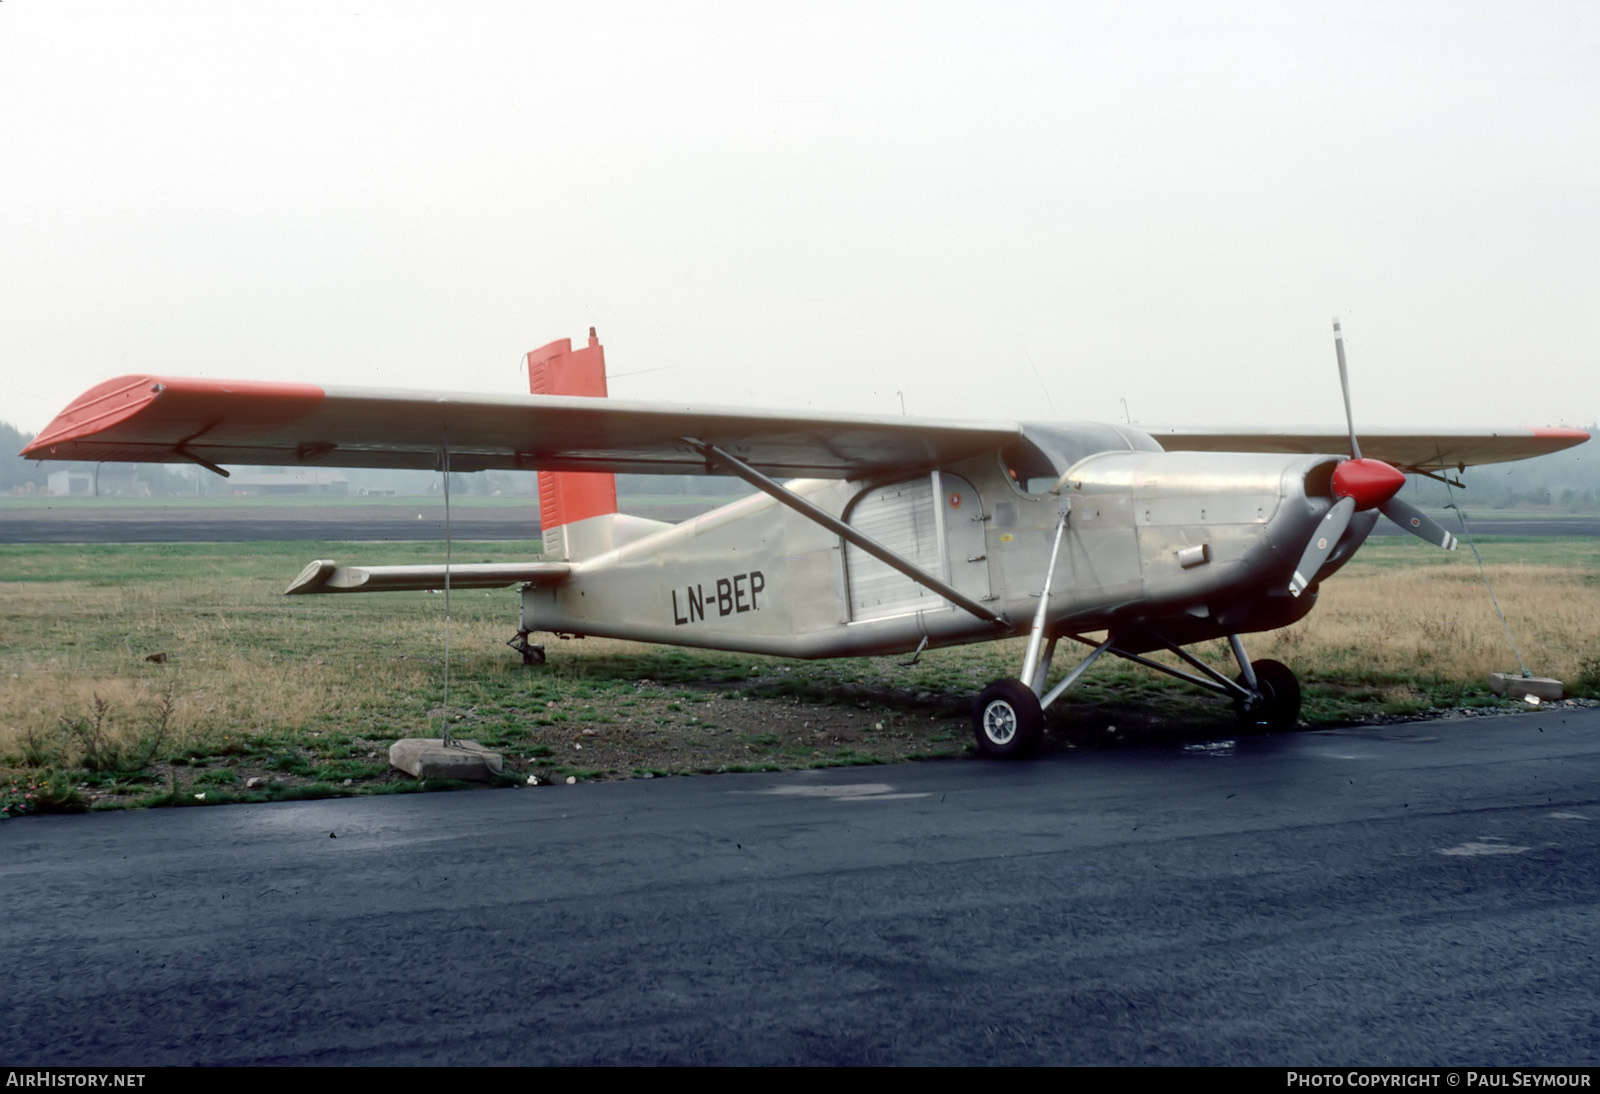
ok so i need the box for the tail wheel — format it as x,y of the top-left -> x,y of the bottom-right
1236,658 -> 1301,730
973,679 -> 1044,759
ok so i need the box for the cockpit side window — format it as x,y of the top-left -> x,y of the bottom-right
999,439 -> 1060,496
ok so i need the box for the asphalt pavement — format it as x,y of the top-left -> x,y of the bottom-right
4,706 -> 1598,1066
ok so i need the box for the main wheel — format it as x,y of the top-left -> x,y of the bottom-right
1236,658 -> 1301,730
972,679 -> 1044,759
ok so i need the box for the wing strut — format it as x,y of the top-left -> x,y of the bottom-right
684,438 -> 1008,627
176,444 -> 230,478
1019,498 -> 1071,693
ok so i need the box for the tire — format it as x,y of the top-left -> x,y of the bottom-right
973,679 -> 1044,759
1236,658 -> 1301,730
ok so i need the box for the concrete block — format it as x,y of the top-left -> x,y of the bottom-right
1488,673 -> 1564,703
389,738 -> 504,780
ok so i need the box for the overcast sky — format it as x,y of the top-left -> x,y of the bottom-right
3,1 -> 1595,438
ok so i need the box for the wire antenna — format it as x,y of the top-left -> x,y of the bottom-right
1442,480 -> 1530,680
441,440 -> 454,745
1022,346 -> 1056,416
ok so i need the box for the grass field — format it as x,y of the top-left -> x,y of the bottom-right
2,535 -> 1596,815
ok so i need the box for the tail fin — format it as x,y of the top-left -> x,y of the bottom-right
527,328 -> 618,561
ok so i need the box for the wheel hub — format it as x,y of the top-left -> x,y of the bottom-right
983,701 -> 1018,744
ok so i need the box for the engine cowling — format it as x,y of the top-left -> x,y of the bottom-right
1045,449 -> 1369,643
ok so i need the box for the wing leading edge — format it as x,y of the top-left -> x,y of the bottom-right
22,374 -> 1590,478
1148,425 -> 1590,473
21,374 -> 1025,478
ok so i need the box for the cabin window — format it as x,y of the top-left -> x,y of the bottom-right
999,440 -> 1059,496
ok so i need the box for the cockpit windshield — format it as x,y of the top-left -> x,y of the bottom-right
1002,422 -> 1162,495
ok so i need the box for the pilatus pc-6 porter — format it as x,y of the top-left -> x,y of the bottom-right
23,324 -> 1588,758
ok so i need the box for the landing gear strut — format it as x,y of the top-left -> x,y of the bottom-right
506,630 -> 546,666
972,500 -> 1071,760
969,625 -> 1303,759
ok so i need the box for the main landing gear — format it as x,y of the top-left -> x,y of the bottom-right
974,679 -> 1045,759
970,630 -> 1303,760
968,500 -> 1305,758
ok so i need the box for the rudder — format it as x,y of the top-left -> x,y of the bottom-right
527,328 -> 617,561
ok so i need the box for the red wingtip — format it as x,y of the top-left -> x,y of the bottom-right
22,375 -> 325,460
23,376 -> 166,455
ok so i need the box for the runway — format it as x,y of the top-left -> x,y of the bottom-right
3,502 -> 1595,543
5,706 -> 1598,1066
0,502 -> 538,544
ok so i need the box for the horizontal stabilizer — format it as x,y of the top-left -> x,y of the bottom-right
285,560 -> 571,595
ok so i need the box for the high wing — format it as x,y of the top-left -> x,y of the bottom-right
20,374 -> 1026,477
22,374 -> 1589,477
1146,426 -> 1591,473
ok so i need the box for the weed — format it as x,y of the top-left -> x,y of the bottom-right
17,724 -> 60,768
192,769 -> 240,787
0,775 -> 35,819
1577,656 -> 1600,697
309,760 -> 388,782
50,685 -> 180,774
58,695 -> 117,771
0,771 -> 86,818
268,754 -> 315,776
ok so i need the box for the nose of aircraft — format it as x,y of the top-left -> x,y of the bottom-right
1289,322 -> 1459,598
1292,458 -> 1458,597
1330,457 -> 1406,510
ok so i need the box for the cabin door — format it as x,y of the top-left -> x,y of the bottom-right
844,471 -> 990,623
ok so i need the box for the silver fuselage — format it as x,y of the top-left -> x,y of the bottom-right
522,429 -> 1369,658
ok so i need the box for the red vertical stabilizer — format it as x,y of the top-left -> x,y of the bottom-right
527,329 -> 618,558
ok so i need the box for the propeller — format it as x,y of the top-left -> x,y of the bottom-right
1379,494 -> 1457,550
1288,321 -> 1457,597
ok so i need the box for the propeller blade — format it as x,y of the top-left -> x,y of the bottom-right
1290,495 -> 1355,597
1379,496 -> 1458,550
1332,318 -> 1361,460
